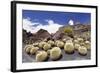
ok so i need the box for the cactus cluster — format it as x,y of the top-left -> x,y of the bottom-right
24,37 -> 91,62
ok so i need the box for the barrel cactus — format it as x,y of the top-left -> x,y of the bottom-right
50,47 -> 62,60
43,43 -> 51,51
64,42 -> 74,54
78,46 -> 87,55
36,51 -> 48,62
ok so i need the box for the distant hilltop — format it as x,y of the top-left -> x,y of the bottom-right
23,23 -> 91,44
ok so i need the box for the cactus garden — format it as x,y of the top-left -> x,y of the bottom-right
22,10 -> 91,62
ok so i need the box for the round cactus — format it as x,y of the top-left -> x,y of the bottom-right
64,42 -> 74,54
74,44 -> 80,50
74,39 -> 79,44
39,42 -> 46,49
84,41 -> 91,50
77,38 -> 84,43
43,43 -> 51,51
36,51 -> 48,62
62,38 -> 67,43
24,45 -> 34,54
56,41 -> 64,48
30,47 -> 39,55
48,40 -> 55,46
33,42 -> 39,47
78,46 -> 87,55
50,47 -> 62,60
55,40 -> 60,46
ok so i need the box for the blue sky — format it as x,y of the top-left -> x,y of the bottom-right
22,10 -> 91,33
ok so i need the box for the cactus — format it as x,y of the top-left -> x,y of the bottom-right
50,47 -> 62,60
78,46 -> 87,55
39,42 -> 46,48
64,42 -> 74,54
30,47 -> 39,55
24,45 -> 34,54
36,51 -> 48,62
43,43 -> 51,51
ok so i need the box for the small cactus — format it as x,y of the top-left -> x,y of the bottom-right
24,45 -> 34,54
50,47 -> 62,60
78,46 -> 87,55
84,41 -> 91,50
39,42 -> 46,48
74,44 -> 80,50
30,47 -> 39,55
36,51 -> 48,62
56,41 -> 64,48
48,40 -> 55,46
43,43 -> 51,51
64,42 -> 74,54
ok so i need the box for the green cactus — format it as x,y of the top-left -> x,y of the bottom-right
64,27 -> 74,38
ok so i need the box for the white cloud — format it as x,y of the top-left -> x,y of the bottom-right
68,19 -> 74,25
23,18 -> 41,32
23,18 -> 63,34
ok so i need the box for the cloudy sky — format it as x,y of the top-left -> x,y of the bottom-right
22,10 -> 91,33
